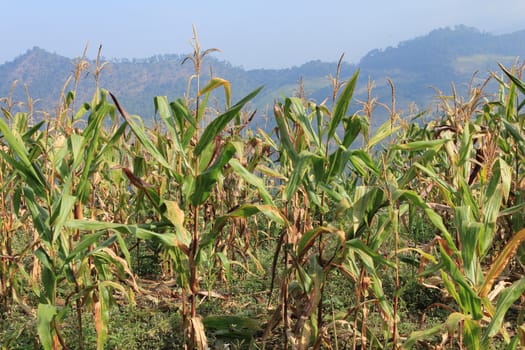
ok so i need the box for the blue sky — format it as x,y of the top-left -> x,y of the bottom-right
2,0 -> 524,69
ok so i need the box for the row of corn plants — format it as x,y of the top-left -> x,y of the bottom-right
1,39 -> 524,349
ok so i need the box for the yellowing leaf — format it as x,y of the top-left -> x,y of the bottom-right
198,77 -> 231,108
479,228 -> 525,298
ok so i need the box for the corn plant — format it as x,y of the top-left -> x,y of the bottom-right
0,86 -> 142,350
86,28 -> 287,349
260,67 -> 416,349
399,67 -> 525,349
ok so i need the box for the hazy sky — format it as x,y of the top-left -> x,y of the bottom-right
1,0 -> 524,69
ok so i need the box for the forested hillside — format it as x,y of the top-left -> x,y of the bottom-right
1,25 -> 524,127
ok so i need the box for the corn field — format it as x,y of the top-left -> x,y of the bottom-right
1,37 -> 525,350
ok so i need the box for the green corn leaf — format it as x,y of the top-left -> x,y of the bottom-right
212,203 -> 285,233
325,116 -> 362,180
88,236 -> 120,258
458,176 -> 480,218
229,158 -> 274,205
0,114 -> 34,171
439,244 -> 482,319
274,103 -> 298,162
197,139 -> 216,173
442,272 -> 461,306
22,120 -> 45,141
115,233 -> 132,267
368,119 -> 400,150
51,194 -> 76,245
170,99 -> 197,147
392,188 -> 456,250
327,70 -> 359,140
194,86 -> 262,157
23,186 -> 51,241
290,97 -> 321,148
65,220 -> 180,248
154,96 -> 189,166
34,247 -> 55,278
347,239 -> 395,268
403,324 -> 443,349
0,116 -> 46,194
480,184 -> 503,257
203,315 -> 262,339
283,151 -> 322,202
483,278 -> 525,343
216,252 -> 231,281
110,92 -> 171,170
69,134 -> 84,169
204,203 -> 286,249
454,206 -> 481,281
499,63 -> 525,96
65,232 -> 105,264
297,226 -> 344,259
445,312 -> 466,335
94,123 -> 127,170
190,142 -> 236,206
75,102 -> 112,201
348,149 -> 380,176
391,138 -> 449,151
464,318 -> 481,350
412,162 -> 455,204
37,303 -> 57,350
154,96 -> 183,150
341,114 -> 362,148
348,186 -> 379,235
502,119 -> 525,155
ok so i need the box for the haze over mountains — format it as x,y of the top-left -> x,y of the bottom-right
1,25 -> 525,129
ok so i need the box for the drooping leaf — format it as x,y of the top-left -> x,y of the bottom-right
207,203 -> 286,246
199,77 -> 231,108
194,86 -> 262,156
483,278 -> 525,342
65,220 -> 180,248
500,63 -> 525,96
348,149 -> 380,176
402,324 -> 443,349
204,315 -> 262,339
110,92 -> 171,169
367,118 -> 400,150
64,231 -> 104,264
347,239 -> 395,268
392,138 -> 449,151
297,226 -> 344,259
229,158 -> 274,205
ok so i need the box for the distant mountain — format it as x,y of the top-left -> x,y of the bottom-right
1,25 -> 524,129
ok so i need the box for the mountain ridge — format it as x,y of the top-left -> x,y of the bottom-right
1,25 -> 524,128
